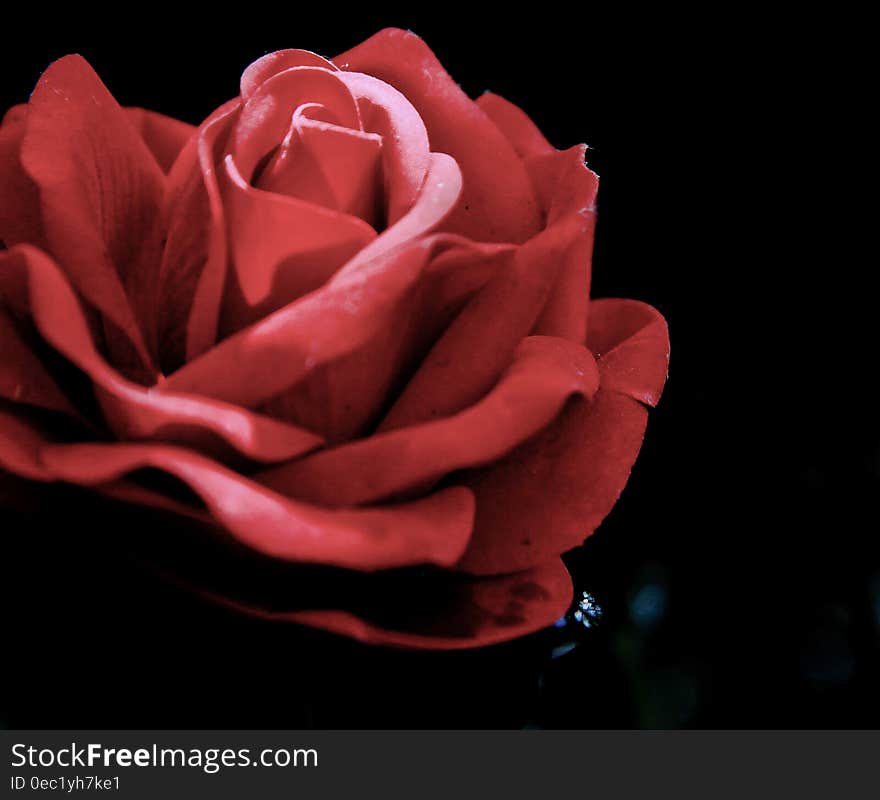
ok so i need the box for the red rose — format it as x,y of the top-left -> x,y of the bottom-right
0,29 -> 668,649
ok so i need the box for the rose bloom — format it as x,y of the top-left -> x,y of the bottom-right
0,29 -> 668,649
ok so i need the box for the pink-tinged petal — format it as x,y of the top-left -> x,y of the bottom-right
258,336 -> 599,506
240,50 -> 339,102
219,153 -> 376,319
0,309 -> 78,416
529,146 -> 599,343
476,92 -> 555,159
587,298 -> 670,406
38,442 -> 475,571
380,212 -> 590,432
163,156 -> 461,408
455,300 -> 669,575
0,405 -> 51,480
0,245 -> 323,463
337,71 -> 430,224
158,100 -> 239,368
337,28 -> 542,243
125,107 -> 196,173
20,55 -> 166,371
0,120 -> 42,247
195,558 -> 573,650
231,66 -> 361,181
334,152 -> 462,280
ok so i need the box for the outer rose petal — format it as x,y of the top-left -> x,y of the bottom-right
380,212 -> 591,431
125,107 -> 196,173
0,309 -> 78,417
526,144 -> 599,223
0,245 -> 323,463
257,336 -> 599,506
587,298 -> 670,406
529,146 -> 600,343
37,442 -> 475,571
337,28 -> 542,243
20,55 -> 166,372
1,104 -> 28,127
476,92 -> 555,159
0,405 -> 52,480
455,299 -> 669,575
187,558 -> 573,650
0,120 -> 42,247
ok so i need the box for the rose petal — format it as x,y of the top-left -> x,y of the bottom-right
380,212 -> 591,431
260,236 -> 511,442
38,441 -> 475,571
219,152 -> 377,320
0,309 -> 78,416
586,298 -> 670,406
163,155 -> 462,408
240,49 -> 339,102
333,151 -> 462,281
257,115 -> 383,222
0,120 -> 42,247
231,66 -> 361,181
455,299 -> 669,575
20,55 -> 165,372
527,146 -> 599,342
257,336 -> 598,507
337,28 -> 542,243
1,104 -> 28,127
0,245 -> 323,463
476,92 -> 555,159
0,405 -> 51,480
193,558 -> 573,650
125,107 -> 196,173
158,100 -> 239,368
526,144 -> 599,222
337,71 -> 431,225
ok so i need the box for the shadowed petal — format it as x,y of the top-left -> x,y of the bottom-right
455,299 -> 669,575
38,441 -> 475,571
0,119 -> 42,247
0,245 -> 323,463
191,557 -> 573,650
0,309 -> 78,417
158,100 -> 240,367
125,107 -> 196,173
258,336 -> 598,506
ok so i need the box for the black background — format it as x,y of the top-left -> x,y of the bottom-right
1,8 -> 876,728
